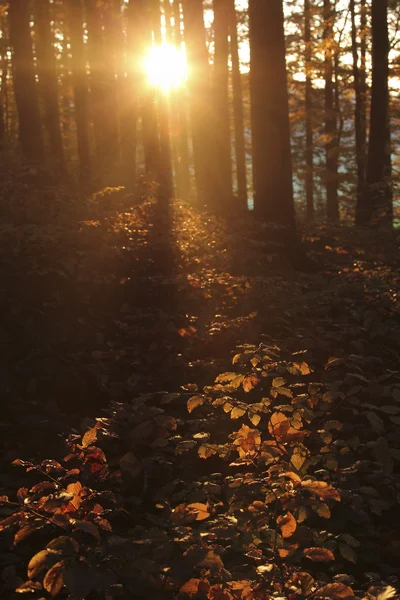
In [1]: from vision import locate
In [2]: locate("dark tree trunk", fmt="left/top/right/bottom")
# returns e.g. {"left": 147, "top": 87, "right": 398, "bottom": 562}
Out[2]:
{"left": 351, "top": 0, "right": 367, "bottom": 225}
{"left": 248, "top": 0, "right": 295, "bottom": 229}
{"left": 35, "top": 0, "right": 65, "bottom": 174}
{"left": 152, "top": 0, "right": 174, "bottom": 199}
{"left": 323, "top": 0, "right": 339, "bottom": 221}
{"left": 171, "top": 0, "right": 191, "bottom": 201}
{"left": 213, "top": 0, "right": 232, "bottom": 209}
{"left": 182, "top": 0, "right": 213, "bottom": 207}
{"left": 129, "top": 0, "right": 160, "bottom": 181}
{"left": 304, "top": 0, "right": 314, "bottom": 220}
{"left": 66, "top": 0, "right": 91, "bottom": 180}
{"left": 86, "top": 0, "right": 119, "bottom": 179}
{"left": 365, "top": 0, "right": 392, "bottom": 227}
{"left": 9, "top": 0, "right": 45, "bottom": 163}
{"left": 0, "top": 31, "right": 6, "bottom": 144}
{"left": 228, "top": 0, "right": 247, "bottom": 210}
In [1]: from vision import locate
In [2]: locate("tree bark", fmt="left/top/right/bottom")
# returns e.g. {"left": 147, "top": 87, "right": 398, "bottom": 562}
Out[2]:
{"left": 248, "top": 0, "right": 295, "bottom": 229}
{"left": 323, "top": 0, "right": 339, "bottom": 221}
{"left": 66, "top": 0, "right": 91, "bottom": 180}
{"left": 9, "top": 0, "right": 45, "bottom": 163}
{"left": 86, "top": 0, "right": 119, "bottom": 179}
{"left": 168, "top": 0, "right": 191, "bottom": 201}
{"left": 182, "top": 0, "right": 213, "bottom": 207}
{"left": 152, "top": 0, "right": 174, "bottom": 199}
{"left": 228, "top": 0, "right": 247, "bottom": 210}
{"left": 365, "top": 0, "right": 392, "bottom": 227}
{"left": 304, "top": 0, "right": 314, "bottom": 220}
{"left": 351, "top": 0, "right": 368, "bottom": 225}
{"left": 35, "top": 0, "right": 65, "bottom": 174}
{"left": 213, "top": 0, "right": 232, "bottom": 209}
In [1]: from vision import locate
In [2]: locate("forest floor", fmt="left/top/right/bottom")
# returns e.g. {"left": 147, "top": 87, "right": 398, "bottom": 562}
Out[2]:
{"left": 1, "top": 181, "right": 400, "bottom": 599}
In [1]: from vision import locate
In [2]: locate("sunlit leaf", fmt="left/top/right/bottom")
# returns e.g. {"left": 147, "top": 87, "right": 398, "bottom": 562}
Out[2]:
{"left": 43, "top": 561, "right": 64, "bottom": 596}
{"left": 249, "top": 412, "right": 261, "bottom": 426}
{"left": 27, "top": 551, "right": 57, "bottom": 579}
{"left": 187, "top": 395, "right": 206, "bottom": 413}
{"left": 198, "top": 444, "right": 217, "bottom": 459}
{"left": 180, "top": 579, "right": 201, "bottom": 596}
{"left": 315, "top": 582, "right": 354, "bottom": 598}
{"left": 277, "top": 511, "right": 296, "bottom": 538}
{"left": 186, "top": 503, "right": 210, "bottom": 521}
{"left": 302, "top": 480, "right": 340, "bottom": 501}
{"left": 272, "top": 377, "right": 286, "bottom": 388}
{"left": 231, "top": 407, "right": 246, "bottom": 419}
{"left": 215, "top": 372, "right": 238, "bottom": 384}
{"left": 243, "top": 375, "right": 259, "bottom": 392}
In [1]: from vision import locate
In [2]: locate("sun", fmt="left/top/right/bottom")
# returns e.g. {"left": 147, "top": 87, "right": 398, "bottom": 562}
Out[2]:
{"left": 143, "top": 43, "right": 187, "bottom": 91}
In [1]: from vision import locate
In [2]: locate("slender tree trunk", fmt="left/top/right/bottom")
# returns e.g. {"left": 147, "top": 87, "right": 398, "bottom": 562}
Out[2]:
{"left": 171, "top": 0, "right": 191, "bottom": 201}
{"left": 323, "top": 0, "right": 339, "bottom": 221}
{"left": 365, "top": 0, "right": 392, "bottom": 227}
{"left": 248, "top": 0, "right": 295, "bottom": 229}
{"left": 129, "top": 0, "right": 159, "bottom": 181}
{"left": 351, "top": 0, "right": 368, "bottom": 225}
{"left": 228, "top": 0, "right": 247, "bottom": 210}
{"left": 304, "top": 0, "right": 314, "bottom": 220}
{"left": 67, "top": 0, "right": 91, "bottom": 179}
{"left": 182, "top": 0, "right": 213, "bottom": 207}
{"left": 213, "top": 0, "right": 232, "bottom": 209}
{"left": 8, "top": 0, "right": 45, "bottom": 163}
{"left": 152, "top": 0, "right": 174, "bottom": 199}
{"left": 35, "top": 0, "right": 65, "bottom": 174}
{"left": 0, "top": 43, "right": 5, "bottom": 144}
{"left": 86, "top": 0, "right": 119, "bottom": 177}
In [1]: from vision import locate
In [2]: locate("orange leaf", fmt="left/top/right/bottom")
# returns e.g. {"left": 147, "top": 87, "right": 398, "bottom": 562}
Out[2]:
{"left": 180, "top": 579, "right": 201, "bottom": 596}
{"left": 302, "top": 480, "right": 340, "bottom": 502}
{"left": 243, "top": 375, "right": 260, "bottom": 393}
{"left": 277, "top": 511, "right": 297, "bottom": 538}
{"left": 315, "top": 582, "right": 354, "bottom": 598}
{"left": 186, "top": 503, "right": 210, "bottom": 521}
{"left": 303, "top": 547, "right": 335, "bottom": 562}
{"left": 43, "top": 561, "right": 65, "bottom": 596}
{"left": 187, "top": 396, "right": 205, "bottom": 413}
{"left": 82, "top": 428, "right": 97, "bottom": 448}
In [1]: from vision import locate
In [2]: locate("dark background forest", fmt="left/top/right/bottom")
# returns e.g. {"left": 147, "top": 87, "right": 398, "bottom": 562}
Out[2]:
{"left": 0, "top": 1, "right": 400, "bottom": 599}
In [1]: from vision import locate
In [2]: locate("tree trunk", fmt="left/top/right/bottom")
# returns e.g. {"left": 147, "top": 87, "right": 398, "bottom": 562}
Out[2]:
{"left": 228, "top": 0, "right": 247, "bottom": 210}
{"left": 66, "top": 0, "right": 91, "bottom": 180}
{"left": 323, "top": 0, "right": 339, "bottom": 221}
{"left": 182, "top": 0, "right": 213, "bottom": 207}
{"left": 351, "top": 0, "right": 368, "bottom": 225}
{"left": 304, "top": 0, "right": 314, "bottom": 220}
{"left": 35, "top": 0, "right": 65, "bottom": 174}
{"left": 86, "top": 0, "right": 119, "bottom": 180}
{"left": 8, "top": 0, "right": 45, "bottom": 163}
{"left": 171, "top": 0, "right": 191, "bottom": 201}
{"left": 213, "top": 0, "right": 232, "bottom": 209}
{"left": 152, "top": 0, "right": 174, "bottom": 199}
{"left": 129, "top": 0, "right": 160, "bottom": 181}
{"left": 365, "top": 0, "right": 392, "bottom": 227}
{"left": 248, "top": 0, "right": 295, "bottom": 229}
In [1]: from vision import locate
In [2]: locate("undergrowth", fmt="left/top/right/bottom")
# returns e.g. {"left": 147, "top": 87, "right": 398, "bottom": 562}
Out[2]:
{"left": 0, "top": 180, "right": 400, "bottom": 599}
